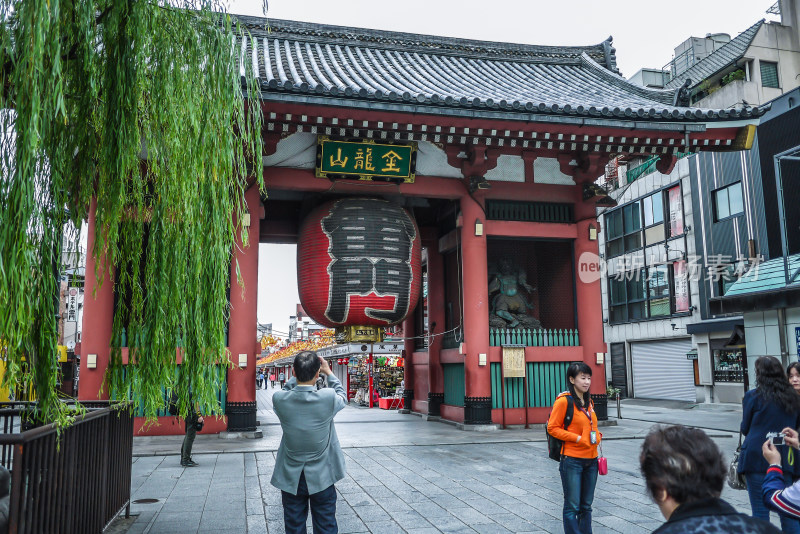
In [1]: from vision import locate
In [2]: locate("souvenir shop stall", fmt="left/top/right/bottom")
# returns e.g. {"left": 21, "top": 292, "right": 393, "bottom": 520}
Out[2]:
{"left": 318, "top": 342, "right": 405, "bottom": 409}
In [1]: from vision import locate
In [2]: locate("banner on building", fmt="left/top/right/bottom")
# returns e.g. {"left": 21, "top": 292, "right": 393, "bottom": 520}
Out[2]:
{"left": 673, "top": 260, "right": 690, "bottom": 312}
{"left": 668, "top": 186, "right": 684, "bottom": 236}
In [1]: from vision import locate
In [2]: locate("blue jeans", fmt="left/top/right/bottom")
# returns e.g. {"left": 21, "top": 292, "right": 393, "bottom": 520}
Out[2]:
{"left": 559, "top": 456, "right": 598, "bottom": 534}
{"left": 745, "top": 471, "right": 800, "bottom": 533}
{"left": 281, "top": 471, "right": 338, "bottom": 534}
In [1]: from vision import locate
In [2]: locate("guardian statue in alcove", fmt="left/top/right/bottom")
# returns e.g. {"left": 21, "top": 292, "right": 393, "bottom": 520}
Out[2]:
{"left": 488, "top": 258, "right": 541, "bottom": 329}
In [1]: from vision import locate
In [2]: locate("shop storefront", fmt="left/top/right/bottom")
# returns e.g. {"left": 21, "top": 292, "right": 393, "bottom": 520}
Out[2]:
{"left": 318, "top": 342, "right": 405, "bottom": 409}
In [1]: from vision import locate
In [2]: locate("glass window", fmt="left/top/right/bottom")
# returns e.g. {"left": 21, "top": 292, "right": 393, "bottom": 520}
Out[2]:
{"left": 729, "top": 183, "right": 744, "bottom": 216}
{"left": 715, "top": 188, "right": 730, "bottom": 219}
{"left": 626, "top": 271, "right": 646, "bottom": 302}
{"left": 608, "top": 277, "right": 627, "bottom": 323}
{"left": 609, "top": 278, "right": 626, "bottom": 305}
{"left": 643, "top": 193, "right": 664, "bottom": 227}
{"left": 760, "top": 61, "right": 779, "bottom": 89}
{"left": 624, "top": 202, "right": 641, "bottom": 233}
{"left": 607, "top": 238, "right": 623, "bottom": 258}
{"left": 648, "top": 265, "right": 670, "bottom": 317}
{"left": 606, "top": 203, "right": 644, "bottom": 257}
{"left": 652, "top": 194, "right": 664, "bottom": 225}
{"left": 714, "top": 349, "right": 745, "bottom": 382}
{"left": 606, "top": 210, "right": 623, "bottom": 239}
{"left": 713, "top": 182, "right": 744, "bottom": 221}
{"left": 609, "top": 264, "right": 682, "bottom": 323}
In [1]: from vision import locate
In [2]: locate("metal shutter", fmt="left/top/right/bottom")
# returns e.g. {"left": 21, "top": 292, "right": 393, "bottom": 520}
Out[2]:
{"left": 631, "top": 339, "right": 695, "bottom": 401}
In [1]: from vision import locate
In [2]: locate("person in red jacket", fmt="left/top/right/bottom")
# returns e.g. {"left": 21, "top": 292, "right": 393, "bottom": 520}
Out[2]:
{"left": 547, "top": 362, "right": 601, "bottom": 534}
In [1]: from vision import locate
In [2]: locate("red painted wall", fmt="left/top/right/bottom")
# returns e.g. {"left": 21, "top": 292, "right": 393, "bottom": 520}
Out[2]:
{"left": 133, "top": 415, "right": 227, "bottom": 436}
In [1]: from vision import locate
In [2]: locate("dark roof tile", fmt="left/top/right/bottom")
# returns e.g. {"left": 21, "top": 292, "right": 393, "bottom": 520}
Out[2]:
{"left": 236, "top": 16, "right": 767, "bottom": 123}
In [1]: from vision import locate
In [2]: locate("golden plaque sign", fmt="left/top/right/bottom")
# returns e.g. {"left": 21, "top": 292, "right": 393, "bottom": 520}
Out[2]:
{"left": 336, "top": 325, "right": 384, "bottom": 343}
{"left": 502, "top": 346, "right": 526, "bottom": 378}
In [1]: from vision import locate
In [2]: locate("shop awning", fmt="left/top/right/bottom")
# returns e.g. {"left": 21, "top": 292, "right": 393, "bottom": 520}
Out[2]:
{"left": 724, "top": 325, "right": 747, "bottom": 349}
{"left": 686, "top": 317, "right": 743, "bottom": 335}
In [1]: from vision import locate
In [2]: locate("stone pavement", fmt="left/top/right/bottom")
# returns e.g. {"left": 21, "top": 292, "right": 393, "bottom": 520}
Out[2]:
{"left": 112, "top": 388, "right": 774, "bottom": 534}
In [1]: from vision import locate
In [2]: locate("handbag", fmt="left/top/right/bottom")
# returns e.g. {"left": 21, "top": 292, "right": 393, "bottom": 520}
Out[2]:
{"left": 195, "top": 419, "right": 204, "bottom": 432}
{"left": 727, "top": 432, "right": 747, "bottom": 490}
{"left": 598, "top": 442, "right": 608, "bottom": 475}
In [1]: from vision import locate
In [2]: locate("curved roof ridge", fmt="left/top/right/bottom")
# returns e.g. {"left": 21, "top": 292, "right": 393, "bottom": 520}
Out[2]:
{"left": 580, "top": 53, "right": 676, "bottom": 106}
{"left": 236, "top": 14, "right": 616, "bottom": 69}
{"left": 665, "top": 19, "right": 765, "bottom": 89}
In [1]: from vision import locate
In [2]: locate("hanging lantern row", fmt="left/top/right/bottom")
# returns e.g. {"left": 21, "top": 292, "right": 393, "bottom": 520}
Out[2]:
{"left": 336, "top": 358, "right": 351, "bottom": 366}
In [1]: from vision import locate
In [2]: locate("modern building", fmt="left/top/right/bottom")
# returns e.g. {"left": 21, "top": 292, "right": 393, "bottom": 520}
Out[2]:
{"left": 709, "top": 87, "right": 800, "bottom": 385}
{"left": 601, "top": 1, "right": 800, "bottom": 404}
{"left": 598, "top": 156, "right": 705, "bottom": 402}
{"left": 662, "top": 0, "right": 800, "bottom": 108}
{"left": 78, "top": 15, "right": 764, "bottom": 433}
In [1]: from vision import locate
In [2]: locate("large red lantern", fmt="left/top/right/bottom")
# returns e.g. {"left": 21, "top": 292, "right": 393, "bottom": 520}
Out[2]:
{"left": 297, "top": 198, "right": 422, "bottom": 327}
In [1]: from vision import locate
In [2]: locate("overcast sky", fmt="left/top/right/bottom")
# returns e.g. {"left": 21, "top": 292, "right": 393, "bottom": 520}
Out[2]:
{"left": 227, "top": 0, "right": 778, "bottom": 77}
{"left": 236, "top": 0, "right": 779, "bottom": 333}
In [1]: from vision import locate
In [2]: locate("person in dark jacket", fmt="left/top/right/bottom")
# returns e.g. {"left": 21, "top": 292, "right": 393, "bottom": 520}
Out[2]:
{"left": 762, "top": 426, "right": 800, "bottom": 517}
{"left": 641, "top": 425, "right": 779, "bottom": 534}
{"left": 739, "top": 356, "right": 800, "bottom": 532}
{"left": 180, "top": 395, "right": 204, "bottom": 467}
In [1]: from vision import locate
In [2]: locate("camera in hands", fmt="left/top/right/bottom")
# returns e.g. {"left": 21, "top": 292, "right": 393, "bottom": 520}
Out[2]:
{"left": 767, "top": 431, "right": 786, "bottom": 446}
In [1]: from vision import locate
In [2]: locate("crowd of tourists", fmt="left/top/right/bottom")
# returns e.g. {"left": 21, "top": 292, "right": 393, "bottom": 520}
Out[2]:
{"left": 544, "top": 356, "right": 800, "bottom": 534}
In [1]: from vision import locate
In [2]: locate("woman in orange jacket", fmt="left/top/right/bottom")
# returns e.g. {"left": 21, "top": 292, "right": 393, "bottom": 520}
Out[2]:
{"left": 547, "top": 362, "right": 601, "bottom": 534}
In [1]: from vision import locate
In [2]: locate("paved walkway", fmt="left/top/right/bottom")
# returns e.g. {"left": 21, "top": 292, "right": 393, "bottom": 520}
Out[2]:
{"left": 113, "top": 388, "right": 770, "bottom": 534}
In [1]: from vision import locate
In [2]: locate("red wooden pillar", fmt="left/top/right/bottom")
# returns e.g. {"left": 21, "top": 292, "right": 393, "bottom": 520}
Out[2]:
{"left": 78, "top": 198, "right": 114, "bottom": 401}
{"left": 460, "top": 193, "right": 492, "bottom": 424}
{"left": 573, "top": 190, "right": 608, "bottom": 393}
{"left": 423, "top": 230, "right": 445, "bottom": 415}
{"left": 226, "top": 185, "right": 261, "bottom": 430}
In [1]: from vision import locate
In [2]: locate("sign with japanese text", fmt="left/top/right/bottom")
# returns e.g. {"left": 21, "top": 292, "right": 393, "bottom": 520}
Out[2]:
{"left": 316, "top": 137, "right": 416, "bottom": 182}
{"left": 668, "top": 186, "right": 684, "bottom": 236}
{"left": 673, "top": 260, "right": 690, "bottom": 312}
{"left": 796, "top": 327, "right": 800, "bottom": 361}
{"left": 297, "top": 198, "right": 422, "bottom": 328}
{"left": 502, "top": 346, "right": 526, "bottom": 378}
{"left": 66, "top": 287, "right": 79, "bottom": 322}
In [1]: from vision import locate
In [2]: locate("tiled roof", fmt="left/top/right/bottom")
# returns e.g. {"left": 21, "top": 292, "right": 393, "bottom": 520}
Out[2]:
{"left": 665, "top": 20, "right": 765, "bottom": 90}
{"left": 723, "top": 253, "right": 800, "bottom": 297}
{"left": 235, "top": 16, "right": 767, "bottom": 123}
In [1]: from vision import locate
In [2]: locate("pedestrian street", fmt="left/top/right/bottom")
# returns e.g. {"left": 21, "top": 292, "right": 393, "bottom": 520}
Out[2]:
{"left": 109, "top": 389, "right": 775, "bottom": 534}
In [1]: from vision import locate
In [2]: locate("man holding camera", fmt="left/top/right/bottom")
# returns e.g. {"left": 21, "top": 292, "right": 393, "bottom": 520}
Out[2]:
{"left": 271, "top": 351, "right": 347, "bottom": 534}
{"left": 762, "top": 427, "right": 800, "bottom": 517}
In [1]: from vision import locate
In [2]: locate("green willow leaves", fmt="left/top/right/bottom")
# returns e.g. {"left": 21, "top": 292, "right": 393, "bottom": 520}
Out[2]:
{"left": 0, "top": 0, "right": 264, "bottom": 423}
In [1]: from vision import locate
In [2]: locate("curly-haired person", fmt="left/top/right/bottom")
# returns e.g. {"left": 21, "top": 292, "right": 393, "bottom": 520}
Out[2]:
{"left": 641, "top": 425, "right": 779, "bottom": 534}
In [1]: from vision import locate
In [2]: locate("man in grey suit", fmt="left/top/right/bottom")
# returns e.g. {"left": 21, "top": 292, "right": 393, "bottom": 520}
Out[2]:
{"left": 271, "top": 351, "right": 347, "bottom": 534}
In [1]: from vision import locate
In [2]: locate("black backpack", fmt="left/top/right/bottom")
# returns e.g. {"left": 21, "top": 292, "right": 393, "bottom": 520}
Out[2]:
{"left": 168, "top": 391, "right": 179, "bottom": 416}
{"left": 546, "top": 395, "right": 574, "bottom": 461}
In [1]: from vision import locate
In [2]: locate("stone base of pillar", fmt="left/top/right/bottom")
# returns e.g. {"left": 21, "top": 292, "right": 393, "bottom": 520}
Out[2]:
{"left": 428, "top": 392, "right": 444, "bottom": 416}
{"left": 464, "top": 396, "right": 492, "bottom": 425}
{"left": 398, "top": 389, "right": 414, "bottom": 414}
{"left": 225, "top": 401, "right": 257, "bottom": 432}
